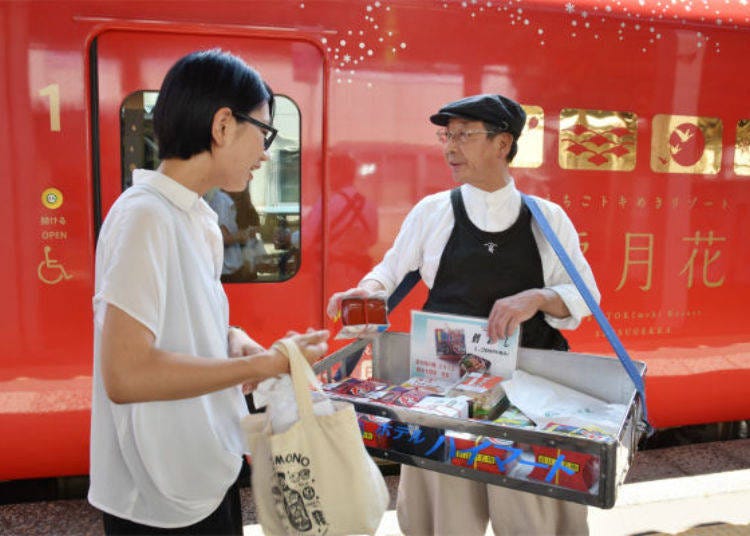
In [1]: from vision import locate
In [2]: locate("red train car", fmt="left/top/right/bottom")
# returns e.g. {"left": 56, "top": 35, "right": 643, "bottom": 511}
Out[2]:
{"left": 1, "top": 0, "right": 748, "bottom": 481}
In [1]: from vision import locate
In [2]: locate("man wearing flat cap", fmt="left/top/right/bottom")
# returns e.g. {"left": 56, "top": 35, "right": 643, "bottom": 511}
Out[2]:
{"left": 328, "top": 94, "right": 599, "bottom": 535}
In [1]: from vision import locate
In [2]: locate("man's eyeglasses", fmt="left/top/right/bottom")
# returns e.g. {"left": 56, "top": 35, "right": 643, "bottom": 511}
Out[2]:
{"left": 436, "top": 129, "right": 499, "bottom": 145}
{"left": 232, "top": 111, "right": 278, "bottom": 150}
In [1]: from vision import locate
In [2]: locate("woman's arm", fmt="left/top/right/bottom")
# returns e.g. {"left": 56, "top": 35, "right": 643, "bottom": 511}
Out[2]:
{"left": 101, "top": 304, "right": 328, "bottom": 404}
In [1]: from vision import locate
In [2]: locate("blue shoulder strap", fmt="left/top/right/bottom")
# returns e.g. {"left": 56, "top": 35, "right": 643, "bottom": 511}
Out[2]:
{"left": 383, "top": 195, "right": 652, "bottom": 433}
{"left": 522, "top": 194, "right": 652, "bottom": 433}
{"left": 387, "top": 269, "right": 422, "bottom": 312}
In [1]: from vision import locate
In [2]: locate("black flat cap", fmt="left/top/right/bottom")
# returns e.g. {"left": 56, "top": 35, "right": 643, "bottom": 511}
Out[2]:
{"left": 430, "top": 94, "right": 526, "bottom": 137}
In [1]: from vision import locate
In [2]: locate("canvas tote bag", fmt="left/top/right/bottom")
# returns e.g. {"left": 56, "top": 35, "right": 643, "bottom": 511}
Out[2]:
{"left": 242, "top": 339, "right": 389, "bottom": 536}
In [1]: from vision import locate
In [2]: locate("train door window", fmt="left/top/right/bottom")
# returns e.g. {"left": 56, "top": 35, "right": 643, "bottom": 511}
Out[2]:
{"left": 120, "top": 91, "right": 301, "bottom": 283}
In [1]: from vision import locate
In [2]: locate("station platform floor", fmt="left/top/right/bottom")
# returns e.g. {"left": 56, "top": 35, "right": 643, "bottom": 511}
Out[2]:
{"left": 1, "top": 439, "right": 749, "bottom": 535}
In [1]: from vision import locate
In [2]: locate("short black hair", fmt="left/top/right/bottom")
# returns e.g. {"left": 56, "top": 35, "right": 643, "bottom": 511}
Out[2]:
{"left": 483, "top": 121, "right": 520, "bottom": 162}
{"left": 153, "top": 49, "right": 272, "bottom": 160}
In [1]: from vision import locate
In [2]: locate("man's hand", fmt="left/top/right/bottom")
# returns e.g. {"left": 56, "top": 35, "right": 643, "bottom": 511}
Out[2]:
{"left": 487, "top": 288, "right": 569, "bottom": 342}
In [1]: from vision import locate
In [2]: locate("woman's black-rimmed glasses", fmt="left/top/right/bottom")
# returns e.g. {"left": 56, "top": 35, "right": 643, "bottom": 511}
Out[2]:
{"left": 232, "top": 111, "right": 278, "bottom": 150}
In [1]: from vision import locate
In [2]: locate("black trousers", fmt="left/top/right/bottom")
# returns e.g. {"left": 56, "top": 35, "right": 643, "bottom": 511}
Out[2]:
{"left": 102, "top": 478, "right": 243, "bottom": 536}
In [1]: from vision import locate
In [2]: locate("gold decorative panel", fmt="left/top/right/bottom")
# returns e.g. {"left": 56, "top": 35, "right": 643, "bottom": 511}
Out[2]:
{"left": 650, "top": 114, "right": 722, "bottom": 174}
{"left": 511, "top": 105, "right": 544, "bottom": 169}
{"left": 735, "top": 119, "right": 750, "bottom": 176}
{"left": 558, "top": 109, "right": 637, "bottom": 171}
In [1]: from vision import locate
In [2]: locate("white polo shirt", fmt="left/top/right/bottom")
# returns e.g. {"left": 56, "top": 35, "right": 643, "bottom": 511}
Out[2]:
{"left": 89, "top": 169, "right": 249, "bottom": 527}
{"left": 363, "top": 179, "right": 600, "bottom": 329}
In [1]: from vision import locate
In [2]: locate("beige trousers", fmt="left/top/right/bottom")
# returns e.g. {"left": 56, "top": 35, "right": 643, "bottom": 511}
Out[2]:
{"left": 396, "top": 466, "right": 589, "bottom": 536}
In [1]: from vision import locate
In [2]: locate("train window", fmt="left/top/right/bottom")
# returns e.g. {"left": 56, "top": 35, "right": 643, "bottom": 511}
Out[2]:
{"left": 120, "top": 91, "right": 301, "bottom": 283}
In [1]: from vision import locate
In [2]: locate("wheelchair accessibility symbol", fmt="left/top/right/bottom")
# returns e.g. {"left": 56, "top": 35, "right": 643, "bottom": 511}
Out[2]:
{"left": 38, "top": 245, "right": 72, "bottom": 285}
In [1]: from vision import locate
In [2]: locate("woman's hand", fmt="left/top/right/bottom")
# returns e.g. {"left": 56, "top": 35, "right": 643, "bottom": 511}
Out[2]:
{"left": 228, "top": 326, "right": 265, "bottom": 393}
{"left": 281, "top": 329, "right": 330, "bottom": 366}
{"left": 228, "top": 326, "right": 264, "bottom": 358}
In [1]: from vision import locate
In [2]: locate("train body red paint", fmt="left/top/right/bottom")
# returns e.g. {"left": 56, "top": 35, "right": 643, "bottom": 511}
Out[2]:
{"left": 1, "top": 0, "right": 748, "bottom": 480}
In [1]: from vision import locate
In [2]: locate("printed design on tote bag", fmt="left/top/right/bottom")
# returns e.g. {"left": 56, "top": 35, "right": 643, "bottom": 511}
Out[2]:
{"left": 271, "top": 453, "right": 329, "bottom": 535}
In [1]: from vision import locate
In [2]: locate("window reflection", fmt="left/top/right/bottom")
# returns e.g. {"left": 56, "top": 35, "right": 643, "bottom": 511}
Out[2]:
{"left": 120, "top": 91, "right": 301, "bottom": 282}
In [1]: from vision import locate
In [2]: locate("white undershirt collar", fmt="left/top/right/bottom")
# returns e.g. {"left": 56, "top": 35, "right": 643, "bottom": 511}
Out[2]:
{"left": 461, "top": 177, "right": 517, "bottom": 208}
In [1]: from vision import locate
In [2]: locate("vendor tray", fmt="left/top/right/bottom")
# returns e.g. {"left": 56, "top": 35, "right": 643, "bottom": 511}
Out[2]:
{"left": 313, "top": 332, "right": 646, "bottom": 509}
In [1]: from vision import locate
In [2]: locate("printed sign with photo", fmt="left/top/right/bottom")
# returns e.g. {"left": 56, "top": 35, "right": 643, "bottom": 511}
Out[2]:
{"left": 410, "top": 311, "right": 519, "bottom": 381}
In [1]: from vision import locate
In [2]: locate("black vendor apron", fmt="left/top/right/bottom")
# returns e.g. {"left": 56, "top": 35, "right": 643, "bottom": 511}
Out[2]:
{"left": 423, "top": 188, "right": 568, "bottom": 351}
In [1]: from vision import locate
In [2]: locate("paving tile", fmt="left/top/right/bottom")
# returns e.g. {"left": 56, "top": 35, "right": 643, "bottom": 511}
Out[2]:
{"left": 627, "top": 439, "right": 750, "bottom": 483}
{"left": 0, "top": 449, "right": 747, "bottom": 535}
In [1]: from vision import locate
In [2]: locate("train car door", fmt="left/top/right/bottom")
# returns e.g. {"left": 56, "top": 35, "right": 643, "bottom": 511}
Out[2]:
{"left": 93, "top": 30, "right": 325, "bottom": 344}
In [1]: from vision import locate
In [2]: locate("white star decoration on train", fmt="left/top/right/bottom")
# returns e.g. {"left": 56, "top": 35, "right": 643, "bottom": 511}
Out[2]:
{"left": 311, "top": 0, "right": 748, "bottom": 87}
{"left": 436, "top": 0, "right": 747, "bottom": 53}
{"left": 317, "top": 2, "right": 406, "bottom": 86}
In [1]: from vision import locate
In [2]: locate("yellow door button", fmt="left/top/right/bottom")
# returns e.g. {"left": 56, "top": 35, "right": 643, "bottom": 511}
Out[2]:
{"left": 42, "top": 187, "right": 63, "bottom": 209}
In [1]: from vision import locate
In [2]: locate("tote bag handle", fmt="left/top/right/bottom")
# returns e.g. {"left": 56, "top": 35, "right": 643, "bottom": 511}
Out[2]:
{"left": 272, "top": 339, "right": 324, "bottom": 419}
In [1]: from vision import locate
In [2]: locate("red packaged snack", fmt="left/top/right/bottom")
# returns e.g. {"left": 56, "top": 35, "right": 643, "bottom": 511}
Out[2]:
{"left": 449, "top": 432, "right": 517, "bottom": 475}
{"left": 357, "top": 414, "right": 392, "bottom": 449}
{"left": 372, "top": 386, "right": 432, "bottom": 407}
{"left": 528, "top": 446, "right": 599, "bottom": 492}
{"left": 325, "top": 377, "right": 364, "bottom": 396}
{"left": 326, "top": 377, "right": 388, "bottom": 398}
{"left": 392, "top": 388, "right": 433, "bottom": 407}
{"left": 357, "top": 378, "right": 390, "bottom": 396}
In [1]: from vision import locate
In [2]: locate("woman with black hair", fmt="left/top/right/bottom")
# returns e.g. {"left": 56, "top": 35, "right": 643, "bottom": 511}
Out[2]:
{"left": 89, "top": 49, "right": 328, "bottom": 535}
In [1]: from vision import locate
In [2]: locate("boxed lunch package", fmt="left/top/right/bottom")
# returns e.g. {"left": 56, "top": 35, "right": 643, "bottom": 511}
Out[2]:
{"left": 335, "top": 296, "right": 390, "bottom": 339}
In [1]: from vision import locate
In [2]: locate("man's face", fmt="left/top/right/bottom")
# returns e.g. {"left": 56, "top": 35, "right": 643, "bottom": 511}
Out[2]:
{"left": 440, "top": 118, "right": 512, "bottom": 190}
